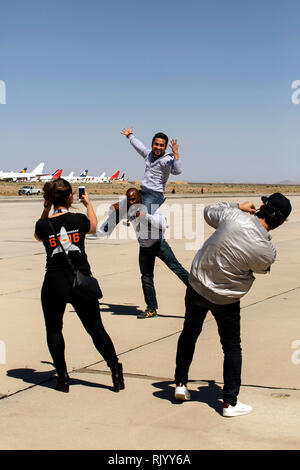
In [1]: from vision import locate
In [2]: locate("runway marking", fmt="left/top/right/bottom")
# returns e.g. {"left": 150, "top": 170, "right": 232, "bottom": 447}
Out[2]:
{"left": 0, "top": 253, "right": 44, "bottom": 262}
{"left": 0, "top": 287, "right": 40, "bottom": 296}
{"left": 3, "top": 240, "right": 38, "bottom": 243}
{"left": 1, "top": 370, "right": 299, "bottom": 403}
{"left": 74, "top": 369, "right": 300, "bottom": 392}
{"left": 242, "top": 286, "right": 300, "bottom": 309}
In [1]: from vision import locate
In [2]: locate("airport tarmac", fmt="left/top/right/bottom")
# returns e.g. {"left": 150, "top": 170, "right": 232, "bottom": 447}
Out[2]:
{"left": 0, "top": 194, "right": 299, "bottom": 450}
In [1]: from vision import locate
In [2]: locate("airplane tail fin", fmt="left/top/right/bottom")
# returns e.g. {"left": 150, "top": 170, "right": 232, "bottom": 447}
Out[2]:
{"left": 51, "top": 169, "right": 63, "bottom": 180}
{"left": 80, "top": 169, "right": 88, "bottom": 177}
{"left": 20, "top": 167, "right": 27, "bottom": 173}
{"left": 109, "top": 170, "right": 120, "bottom": 181}
{"left": 31, "top": 162, "right": 45, "bottom": 176}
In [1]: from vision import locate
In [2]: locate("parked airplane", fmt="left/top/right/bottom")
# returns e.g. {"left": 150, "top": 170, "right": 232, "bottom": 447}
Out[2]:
{"left": 71, "top": 169, "right": 116, "bottom": 184}
{"left": 33, "top": 168, "right": 63, "bottom": 182}
{"left": 87, "top": 170, "right": 124, "bottom": 183}
{"left": 0, "top": 163, "right": 45, "bottom": 182}
{"left": 110, "top": 171, "right": 127, "bottom": 182}
{"left": 61, "top": 169, "right": 126, "bottom": 184}
{"left": 87, "top": 172, "right": 109, "bottom": 183}
{"left": 68, "top": 170, "right": 89, "bottom": 183}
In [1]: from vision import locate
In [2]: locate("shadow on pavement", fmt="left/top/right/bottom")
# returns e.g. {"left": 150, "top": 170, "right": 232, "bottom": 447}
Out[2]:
{"left": 99, "top": 303, "right": 185, "bottom": 319}
{"left": 96, "top": 303, "right": 184, "bottom": 319}
{"left": 152, "top": 379, "right": 223, "bottom": 415}
{"left": 99, "top": 303, "right": 143, "bottom": 316}
{"left": 7, "top": 367, "right": 113, "bottom": 392}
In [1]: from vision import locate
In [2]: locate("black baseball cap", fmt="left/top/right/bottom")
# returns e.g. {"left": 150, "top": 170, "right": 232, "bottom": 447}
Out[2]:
{"left": 261, "top": 193, "right": 292, "bottom": 219}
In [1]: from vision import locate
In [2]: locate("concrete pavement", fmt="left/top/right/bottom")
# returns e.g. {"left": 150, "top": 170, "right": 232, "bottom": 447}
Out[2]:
{"left": 0, "top": 194, "right": 299, "bottom": 450}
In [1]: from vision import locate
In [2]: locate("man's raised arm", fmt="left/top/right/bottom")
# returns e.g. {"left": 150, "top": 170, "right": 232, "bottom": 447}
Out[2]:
{"left": 169, "top": 139, "right": 182, "bottom": 175}
{"left": 204, "top": 200, "right": 256, "bottom": 229}
{"left": 121, "top": 127, "right": 149, "bottom": 159}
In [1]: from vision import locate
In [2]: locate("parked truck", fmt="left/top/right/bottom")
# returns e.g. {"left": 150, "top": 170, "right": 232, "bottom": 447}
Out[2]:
{"left": 18, "top": 185, "right": 41, "bottom": 196}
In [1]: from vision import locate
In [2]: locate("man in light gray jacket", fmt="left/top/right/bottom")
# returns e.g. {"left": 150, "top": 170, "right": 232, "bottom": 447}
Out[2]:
{"left": 121, "top": 127, "right": 182, "bottom": 214}
{"left": 174, "top": 193, "right": 292, "bottom": 417}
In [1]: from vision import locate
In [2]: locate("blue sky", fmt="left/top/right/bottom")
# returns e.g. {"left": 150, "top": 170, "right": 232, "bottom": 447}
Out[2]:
{"left": 1, "top": 0, "right": 299, "bottom": 183}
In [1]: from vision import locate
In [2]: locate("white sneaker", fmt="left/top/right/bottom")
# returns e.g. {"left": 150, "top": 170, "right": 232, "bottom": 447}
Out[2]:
{"left": 222, "top": 400, "right": 252, "bottom": 417}
{"left": 175, "top": 384, "right": 191, "bottom": 401}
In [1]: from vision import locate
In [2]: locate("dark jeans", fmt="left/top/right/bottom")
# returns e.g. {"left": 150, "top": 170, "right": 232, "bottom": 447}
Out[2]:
{"left": 139, "top": 190, "right": 165, "bottom": 215}
{"left": 41, "top": 273, "right": 119, "bottom": 372}
{"left": 139, "top": 239, "right": 189, "bottom": 311}
{"left": 175, "top": 284, "right": 242, "bottom": 406}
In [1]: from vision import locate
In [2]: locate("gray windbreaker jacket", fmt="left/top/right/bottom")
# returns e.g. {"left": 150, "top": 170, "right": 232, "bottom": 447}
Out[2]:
{"left": 189, "top": 202, "right": 277, "bottom": 305}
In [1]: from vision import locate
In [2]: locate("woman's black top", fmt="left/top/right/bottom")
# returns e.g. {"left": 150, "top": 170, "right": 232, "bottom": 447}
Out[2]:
{"left": 35, "top": 212, "right": 91, "bottom": 275}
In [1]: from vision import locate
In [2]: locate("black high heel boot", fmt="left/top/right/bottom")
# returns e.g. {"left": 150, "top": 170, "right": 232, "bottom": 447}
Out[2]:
{"left": 55, "top": 369, "right": 70, "bottom": 393}
{"left": 111, "top": 363, "right": 125, "bottom": 392}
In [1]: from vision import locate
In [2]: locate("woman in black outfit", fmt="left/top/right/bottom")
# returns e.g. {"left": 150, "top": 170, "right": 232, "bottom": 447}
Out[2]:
{"left": 34, "top": 178, "right": 124, "bottom": 393}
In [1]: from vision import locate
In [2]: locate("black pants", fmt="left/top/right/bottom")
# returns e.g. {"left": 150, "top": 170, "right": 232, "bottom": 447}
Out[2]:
{"left": 41, "top": 273, "right": 119, "bottom": 372}
{"left": 175, "top": 284, "right": 242, "bottom": 406}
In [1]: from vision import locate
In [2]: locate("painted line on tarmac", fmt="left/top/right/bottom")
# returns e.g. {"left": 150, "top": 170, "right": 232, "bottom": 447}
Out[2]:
{"left": 0, "top": 286, "right": 41, "bottom": 297}
{"left": 2, "top": 367, "right": 298, "bottom": 404}
{"left": 73, "top": 368, "right": 300, "bottom": 392}
{"left": 242, "top": 286, "right": 300, "bottom": 310}
{"left": 0, "top": 286, "right": 299, "bottom": 400}
{"left": 3, "top": 240, "right": 40, "bottom": 243}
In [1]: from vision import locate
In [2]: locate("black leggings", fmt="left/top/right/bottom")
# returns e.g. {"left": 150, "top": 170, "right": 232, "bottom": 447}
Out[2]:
{"left": 41, "top": 273, "right": 119, "bottom": 372}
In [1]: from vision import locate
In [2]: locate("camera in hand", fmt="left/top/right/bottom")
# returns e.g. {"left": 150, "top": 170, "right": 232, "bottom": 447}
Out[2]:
{"left": 78, "top": 186, "right": 85, "bottom": 199}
